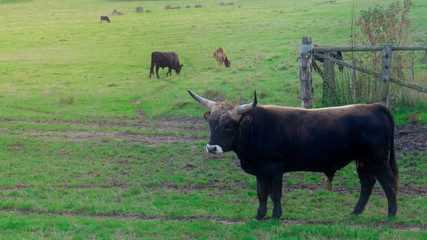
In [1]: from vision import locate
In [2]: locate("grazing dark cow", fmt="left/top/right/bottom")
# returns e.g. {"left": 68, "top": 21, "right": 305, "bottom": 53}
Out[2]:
{"left": 150, "top": 52, "right": 183, "bottom": 79}
{"left": 188, "top": 90, "right": 398, "bottom": 220}
{"left": 136, "top": 7, "right": 143, "bottom": 13}
{"left": 213, "top": 47, "right": 231, "bottom": 68}
{"left": 100, "top": 16, "right": 110, "bottom": 23}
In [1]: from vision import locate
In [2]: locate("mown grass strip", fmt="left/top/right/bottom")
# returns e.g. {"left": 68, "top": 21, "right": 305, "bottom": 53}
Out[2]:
{"left": 0, "top": 180, "right": 425, "bottom": 226}
{"left": 0, "top": 135, "right": 425, "bottom": 226}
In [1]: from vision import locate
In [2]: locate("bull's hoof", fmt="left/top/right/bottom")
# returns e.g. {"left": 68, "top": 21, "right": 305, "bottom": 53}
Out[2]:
{"left": 271, "top": 215, "right": 281, "bottom": 221}
{"left": 254, "top": 215, "right": 265, "bottom": 221}
{"left": 349, "top": 211, "right": 361, "bottom": 216}
{"left": 387, "top": 213, "right": 396, "bottom": 218}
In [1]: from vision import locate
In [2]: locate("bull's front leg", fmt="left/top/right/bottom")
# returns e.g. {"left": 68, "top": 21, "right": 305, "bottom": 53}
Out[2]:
{"left": 255, "top": 176, "right": 268, "bottom": 220}
{"left": 270, "top": 173, "right": 283, "bottom": 220}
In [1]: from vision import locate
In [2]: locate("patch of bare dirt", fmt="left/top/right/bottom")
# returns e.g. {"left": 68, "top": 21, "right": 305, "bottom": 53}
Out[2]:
{"left": 395, "top": 124, "right": 427, "bottom": 152}
{"left": 0, "top": 116, "right": 207, "bottom": 146}
{"left": 8, "top": 128, "right": 204, "bottom": 146}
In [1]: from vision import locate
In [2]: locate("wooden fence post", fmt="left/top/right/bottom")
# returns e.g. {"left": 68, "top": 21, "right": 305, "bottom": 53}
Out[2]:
{"left": 323, "top": 52, "right": 336, "bottom": 105}
{"left": 298, "top": 37, "right": 313, "bottom": 109}
{"left": 381, "top": 45, "right": 392, "bottom": 106}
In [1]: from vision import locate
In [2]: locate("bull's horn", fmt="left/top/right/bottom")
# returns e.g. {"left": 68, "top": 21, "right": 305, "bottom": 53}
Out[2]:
{"left": 188, "top": 89, "right": 215, "bottom": 109}
{"left": 237, "top": 90, "right": 257, "bottom": 114}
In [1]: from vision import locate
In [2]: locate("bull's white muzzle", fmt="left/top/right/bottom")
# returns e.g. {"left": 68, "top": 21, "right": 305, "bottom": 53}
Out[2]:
{"left": 206, "top": 144, "right": 223, "bottom": 154}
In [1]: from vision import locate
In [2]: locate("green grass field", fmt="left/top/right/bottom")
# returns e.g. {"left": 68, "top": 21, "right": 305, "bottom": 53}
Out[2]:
{"left": 1, "top": 0, "right": 426, "bottom": 238}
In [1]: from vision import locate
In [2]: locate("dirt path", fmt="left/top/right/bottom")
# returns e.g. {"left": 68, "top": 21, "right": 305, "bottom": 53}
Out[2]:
{"left": 0, "top": 116, "right": 207, "bottom": 146}
{"left": 0, "top": 207, "right": 423, "bottom": 231}
{"left": 2, "top": 118, "right": 424, "bottom": 151}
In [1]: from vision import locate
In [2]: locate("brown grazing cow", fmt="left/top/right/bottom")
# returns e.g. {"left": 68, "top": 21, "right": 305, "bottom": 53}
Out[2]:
{"left": 213, "top": 47, "right": 231, "bottom": 68}
{"left": 100, "top": 16, "right": 110, "bottom": 23}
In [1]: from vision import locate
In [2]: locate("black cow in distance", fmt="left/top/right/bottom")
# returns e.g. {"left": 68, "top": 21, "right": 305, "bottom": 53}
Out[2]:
{"left": 100, "top": 16, "right": 110, "bottom": 23}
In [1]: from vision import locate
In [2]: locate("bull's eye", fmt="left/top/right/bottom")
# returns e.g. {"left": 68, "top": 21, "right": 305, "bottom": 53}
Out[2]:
{"left": 224, "top": 124, "right": 234, "bottom": 131}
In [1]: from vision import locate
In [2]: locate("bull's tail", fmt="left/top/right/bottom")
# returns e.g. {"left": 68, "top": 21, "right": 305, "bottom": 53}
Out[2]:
{"left": 390, "top": 124, "right": 399, "bottom": 196}
{"left": 385, "top": 106, "right": 399, "bottom": 196}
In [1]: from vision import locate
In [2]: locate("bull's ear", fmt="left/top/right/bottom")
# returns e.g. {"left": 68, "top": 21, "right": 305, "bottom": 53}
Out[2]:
{"left": 203, "top": 111, "right": 211, "bottom": 121}
{"left": 180, "top": 64, "right": 184, "bottom": 68}
{"left": 241, "top": 114, "right": 252, "bottom": 124}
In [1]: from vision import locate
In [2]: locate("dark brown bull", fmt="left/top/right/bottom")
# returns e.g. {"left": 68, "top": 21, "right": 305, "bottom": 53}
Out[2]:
{"left": 213, "top": 47, "right": 231, "bottom": 68}
{"left": 100, "top": 16, "right": 110, "bottom": 23}
{"left": 188, "top": 90, "right": 398, "bottom": 220}
{"left": 150, "top": 52, "right": 183, "bottom": 79}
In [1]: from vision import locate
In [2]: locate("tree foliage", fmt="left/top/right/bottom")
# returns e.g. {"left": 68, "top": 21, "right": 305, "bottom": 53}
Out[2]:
{"left": 356, "top": 0, "right": 414, "bottom": 48}
{"left": 353, "top": 0, "right": 415, "bottom": 104}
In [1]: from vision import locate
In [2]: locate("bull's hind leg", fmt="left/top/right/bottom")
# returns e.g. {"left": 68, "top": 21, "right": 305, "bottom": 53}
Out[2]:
{"left": 149, "top": 65, "right": 154, "bottom": 78}
{"left": 372, "top": 162, "right": 398, "bottom": 217}
{"left": 155, "top": 66, "right": 160, "bottom": 79}
{"left": 351, "top": 161, "right": 376, "bottom": 216}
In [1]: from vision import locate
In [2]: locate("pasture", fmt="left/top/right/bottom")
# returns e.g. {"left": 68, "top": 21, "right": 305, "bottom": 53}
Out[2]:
{"left": 0, "top": 0, "right": 426, "bottom": 238}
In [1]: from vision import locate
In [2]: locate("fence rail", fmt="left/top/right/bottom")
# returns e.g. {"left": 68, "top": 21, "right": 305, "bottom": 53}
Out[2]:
{"left": 314, "top": 53, "right": 427, "bottom": 94}
{"left": 311, "top": 46, "right": 427, "bottom": 52}
{"left": 298, "top": 36, "right": 427, "bottom": 108}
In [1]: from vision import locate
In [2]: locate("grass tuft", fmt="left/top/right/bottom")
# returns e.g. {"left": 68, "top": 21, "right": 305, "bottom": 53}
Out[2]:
{"left": 59, "top": 96, "right": 74, "bottom": 105}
